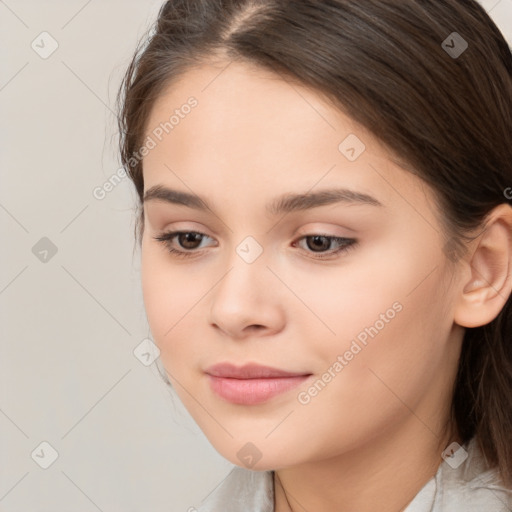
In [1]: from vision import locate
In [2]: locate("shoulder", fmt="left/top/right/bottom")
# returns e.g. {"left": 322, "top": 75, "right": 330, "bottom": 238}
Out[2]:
{"left": 406, "top": 437, "right": 512, "bottom": 512}
{"left": 195, "top": 466, "right": 274, "bottom": 512}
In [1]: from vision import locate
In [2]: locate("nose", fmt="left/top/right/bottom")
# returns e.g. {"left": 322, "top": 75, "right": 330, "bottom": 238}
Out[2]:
{"left": 208, "top": 254, "right": 286, "bottom": 340}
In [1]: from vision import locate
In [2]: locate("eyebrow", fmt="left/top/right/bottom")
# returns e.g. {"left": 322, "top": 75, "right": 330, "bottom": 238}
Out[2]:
{"left": 143, "top": 184, "right": 383, "bottom": 215}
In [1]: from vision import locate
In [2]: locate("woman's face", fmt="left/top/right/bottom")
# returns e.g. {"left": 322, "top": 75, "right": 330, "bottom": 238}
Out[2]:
{"left": 140, "top": 60, "right": 465, "bottom": 470}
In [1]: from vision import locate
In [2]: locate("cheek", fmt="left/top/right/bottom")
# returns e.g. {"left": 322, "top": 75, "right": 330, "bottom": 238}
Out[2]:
{"left": 140, "top": 245, "right": 192, "bottom": 347}
{"left": 140, "top": 244, "right": 220, "bottom": 373}
{"left": 141, "top": 246, "right": 171, "bottom": 335}
{"left": 305, "top": 238, "right": 450, "bottom": 396}
{"left": 288, "top": 279, "right": 452, "bottom": 460}
{"left": 282, "top": 245, "right": 416, "bottom": 360}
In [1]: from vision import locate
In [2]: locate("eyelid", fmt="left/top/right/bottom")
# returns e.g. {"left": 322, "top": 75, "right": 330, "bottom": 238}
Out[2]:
{"left": 153, "top": 227, "right": 358, "bottom": 261}
{"left": 155, "top": 224, "right": 353, "bottom": 245}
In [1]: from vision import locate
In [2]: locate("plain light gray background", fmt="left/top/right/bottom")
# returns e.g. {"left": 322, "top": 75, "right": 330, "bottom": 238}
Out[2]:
{"left": 1, "top": 1, "right": 511, "bottom": 510}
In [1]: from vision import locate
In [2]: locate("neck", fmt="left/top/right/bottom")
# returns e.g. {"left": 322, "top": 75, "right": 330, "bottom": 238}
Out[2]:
{"left": 274, "top": 416, "right": 459, "bottom": 512}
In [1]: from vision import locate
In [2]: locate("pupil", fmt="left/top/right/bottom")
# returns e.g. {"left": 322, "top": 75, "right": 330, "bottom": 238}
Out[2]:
{"left": 309, "top": 235, "right": 329, "bottom": 252}
{"left": 177, "top": 234, "right": 333, "bottom": 252}
{"left": 181, "top": 233, "right": 200, "bottom": 249}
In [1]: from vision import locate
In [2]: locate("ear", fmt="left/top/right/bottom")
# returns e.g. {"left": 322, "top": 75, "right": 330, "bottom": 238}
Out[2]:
{"left": 454, "top": 203, "right": 512, "bottom": 328}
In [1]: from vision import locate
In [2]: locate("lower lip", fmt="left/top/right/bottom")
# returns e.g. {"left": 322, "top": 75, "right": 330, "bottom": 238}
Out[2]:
{"left": 207, "top": 375, "right": 311, "bottom": 405}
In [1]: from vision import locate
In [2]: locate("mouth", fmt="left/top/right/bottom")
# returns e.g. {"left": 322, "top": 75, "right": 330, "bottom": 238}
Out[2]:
{"left": 205, "top": 362, "right": 313, "bottom": 405}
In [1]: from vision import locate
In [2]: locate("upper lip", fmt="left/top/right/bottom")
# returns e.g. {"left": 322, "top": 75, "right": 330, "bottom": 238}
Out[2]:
{"left": 205, "top": 362, "right": 311, "bottom": 379}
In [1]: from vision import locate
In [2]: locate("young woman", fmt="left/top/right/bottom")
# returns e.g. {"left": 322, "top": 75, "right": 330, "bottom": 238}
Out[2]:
{"left": 116, "top": 1, "right": 512, "bottom": 510}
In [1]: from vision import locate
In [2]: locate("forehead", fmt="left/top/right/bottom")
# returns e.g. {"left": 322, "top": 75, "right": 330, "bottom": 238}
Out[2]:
{"left": 141, "top": 60, "right": 434, "bottom": 219}
{"left": 143, "top": 59, "right": 378, "bottom": 164}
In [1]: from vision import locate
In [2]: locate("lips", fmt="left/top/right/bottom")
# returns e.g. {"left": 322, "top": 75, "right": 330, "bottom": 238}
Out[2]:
{"left": 205, "top": 363, "right": 312, "bottom": 405}
{"left": 206, "top": 362, "right": 309, "bottom": 379}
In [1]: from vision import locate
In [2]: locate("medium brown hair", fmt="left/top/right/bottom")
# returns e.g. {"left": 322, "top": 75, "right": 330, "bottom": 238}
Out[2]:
{"left": 117, "top": 0, "right": 512, "bottom": 486}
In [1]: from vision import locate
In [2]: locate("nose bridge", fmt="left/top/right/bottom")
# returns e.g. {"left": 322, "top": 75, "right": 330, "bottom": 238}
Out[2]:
{"left": 208, "top": 232, "right": 285, "bottom": 335}
{"left": 218, "top": 233, "right": 270, "bottom": 302}
{"left": 235, "top": 234, "right": 266, "bottom": 266}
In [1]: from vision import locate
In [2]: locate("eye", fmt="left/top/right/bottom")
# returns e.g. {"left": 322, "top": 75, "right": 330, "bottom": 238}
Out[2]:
{"left": 153, "top": 230, "right": 357, "bottom": 260}
{"left": 153, "top": 230, "right": 215, "bottom": 259}
{"left": 293, "top": 234, "right": 357, "bottom": 260}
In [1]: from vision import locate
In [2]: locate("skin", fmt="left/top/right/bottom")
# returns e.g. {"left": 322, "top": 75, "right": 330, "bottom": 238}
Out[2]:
{"left": 139, "top": 60, "right": 512, "bottom": 512}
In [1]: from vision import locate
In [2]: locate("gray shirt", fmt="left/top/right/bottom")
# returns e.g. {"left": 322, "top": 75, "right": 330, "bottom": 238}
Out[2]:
{"left": 196, "top": 437, "right": 512, "bottom": 511}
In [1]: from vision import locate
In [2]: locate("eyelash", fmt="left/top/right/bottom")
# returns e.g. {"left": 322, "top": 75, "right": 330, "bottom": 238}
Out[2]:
{"left": 153, "top": 230, "right": 357, "bottom": 260}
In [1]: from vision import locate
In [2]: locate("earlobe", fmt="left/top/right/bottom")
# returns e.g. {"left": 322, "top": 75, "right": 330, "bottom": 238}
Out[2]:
{"left": 454, "top": 204, "right": 512, "bottom": 329}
